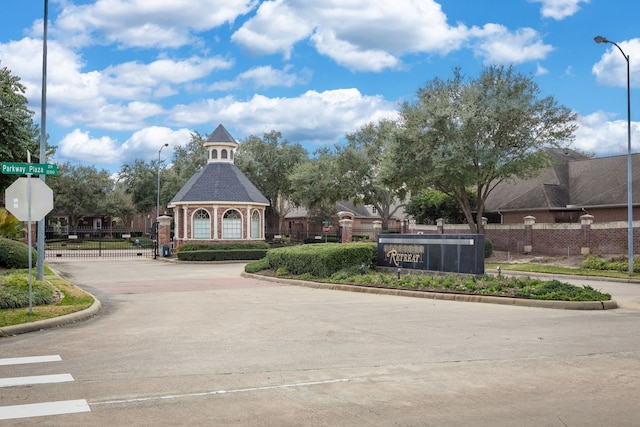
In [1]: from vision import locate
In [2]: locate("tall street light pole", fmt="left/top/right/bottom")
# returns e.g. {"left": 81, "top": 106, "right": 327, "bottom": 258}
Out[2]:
{"left": 157, "top": 143, "right": 169, "bottom": 221}
{"left": 37, "top": 0, "right": 48, "bottom": 280}
{"left": 595, "top": 35, "right": 634, "bottom": 276}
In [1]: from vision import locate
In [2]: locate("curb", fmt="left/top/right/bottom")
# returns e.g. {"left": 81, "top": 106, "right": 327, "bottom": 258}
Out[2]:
{"left": 241, "top": 272, "right": 618, "bottom": 310}
{"left": 0, "top": 291, "right": 101, "bottom": 338}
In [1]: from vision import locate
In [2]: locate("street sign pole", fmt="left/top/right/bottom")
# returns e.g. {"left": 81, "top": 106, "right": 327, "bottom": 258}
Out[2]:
{"left": 27, "top": 172, "right": 33, "bottom": 314}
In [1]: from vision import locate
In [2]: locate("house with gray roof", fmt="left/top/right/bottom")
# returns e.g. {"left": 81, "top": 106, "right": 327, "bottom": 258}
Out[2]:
{"left": 484, "top": 149, "right": 640, "bottom": 224}
{"left": 168, "top": 124, "right": 269, "bottom": 247}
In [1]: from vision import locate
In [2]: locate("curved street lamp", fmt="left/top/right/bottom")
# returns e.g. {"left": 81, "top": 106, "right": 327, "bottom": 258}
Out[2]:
{"left": 594, "top": 36, "right": 633, "bottom": 276}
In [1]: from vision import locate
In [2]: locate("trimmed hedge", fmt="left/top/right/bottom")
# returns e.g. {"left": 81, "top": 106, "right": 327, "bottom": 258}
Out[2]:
{"left": 178, "top": 242, "right": 269, "bottom": 252}
{"left": 0, "top": 238, "right": 36, "bottom": 269}
{"left": 267, "top": 242, "right": 376, "bottom": 277}
{"left": 177, "top": 249, "right": 268, "bottom": 262}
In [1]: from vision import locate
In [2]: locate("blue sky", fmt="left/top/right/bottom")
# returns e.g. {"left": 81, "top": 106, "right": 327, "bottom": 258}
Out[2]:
{"left": 1, "top": 0, "right": 639, "bottom": 173}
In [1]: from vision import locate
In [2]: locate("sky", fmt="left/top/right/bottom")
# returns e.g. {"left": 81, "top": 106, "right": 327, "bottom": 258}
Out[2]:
{"left": 1, "top": 0, "right": 639, "bottom": 173}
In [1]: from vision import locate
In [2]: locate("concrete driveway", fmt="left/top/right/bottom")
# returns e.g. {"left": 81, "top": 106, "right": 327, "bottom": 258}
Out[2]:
{"left": 1, "top": 259, "right": 639, "bottom": 426}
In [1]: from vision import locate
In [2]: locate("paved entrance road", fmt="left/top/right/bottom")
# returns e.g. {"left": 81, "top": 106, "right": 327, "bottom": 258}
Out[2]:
{"left": 1, "top": 259, "right": 639, "bottom": 426}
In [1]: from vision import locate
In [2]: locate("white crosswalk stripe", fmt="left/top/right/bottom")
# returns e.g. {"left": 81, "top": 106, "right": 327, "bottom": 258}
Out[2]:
{"left": 0, "top": 355, "right": 91, "bottom": 421}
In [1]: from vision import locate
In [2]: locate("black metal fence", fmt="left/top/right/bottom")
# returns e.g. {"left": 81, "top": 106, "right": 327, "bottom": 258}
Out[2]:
{"left": 44, "top": 226, "right": 155, "bottom": 258}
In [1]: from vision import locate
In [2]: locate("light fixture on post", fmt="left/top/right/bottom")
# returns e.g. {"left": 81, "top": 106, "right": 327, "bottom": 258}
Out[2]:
{"left": 594, "top": 35, "right": 634, "bottom": 276}
{"left": 157, "top": 143, "right": 169, "bottom": 220}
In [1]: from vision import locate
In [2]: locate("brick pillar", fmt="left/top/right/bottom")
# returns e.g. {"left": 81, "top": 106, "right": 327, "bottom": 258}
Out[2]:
{"left": 524, "top": 215, "right": 535, "bottom": 254}
{"left": 580, "top": 214, "right": 594, "bottom": 255}
{"left": 436, "top": 218, "right": 445, "bottom": 234}
{"left": 372, "top": 220, "right": 382, "bottom": 242}
{"left": 339, "top": 218, "right": 353, "bottom": 243}
{"left": 157, "top": 215, "right": 172, "bottom": 256}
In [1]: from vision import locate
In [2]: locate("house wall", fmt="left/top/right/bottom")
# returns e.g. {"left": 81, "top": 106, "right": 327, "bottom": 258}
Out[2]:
{"left": 172, "top": 204, "right": 266, "bottom": 249}
{"left": 413, "top": 217, "right": 639, "bottom": 256}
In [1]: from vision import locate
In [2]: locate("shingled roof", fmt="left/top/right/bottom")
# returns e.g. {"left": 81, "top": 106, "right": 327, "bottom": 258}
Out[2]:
{"left": 206, "top": 124, "right": 237, "bottom": 144}
{"left": 169, "top": 162, "right": 268, "bottom": 205}
{"left": 485, "top": 149, "right": 640, "bottom": 212}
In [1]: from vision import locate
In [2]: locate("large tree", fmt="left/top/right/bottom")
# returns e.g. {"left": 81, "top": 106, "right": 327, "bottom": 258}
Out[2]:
{"left": 119, "top": 159, "right": 158, "bottom": 215}
{"left": 394, "top": 65, "right": 577, "bottom": 234}
{"left": 235, "top": 131, "right": 308, "bottom": 231}
{"left": 161, "top": 132, "right": 208, "bottom": 212}
{"left": 288, "top": 147, "right": 346, "bottom": 215}
{"left": 47, "top": 162, "right": 114, "bottom": 227}
{"left": 405, "top": 189, "right": 477, "bottom": 225}
{"left": 0, "top": 65, "right": 42, "bottom": 193}
{"left": 337, "top": 119, "right": 406, "bottom": 229}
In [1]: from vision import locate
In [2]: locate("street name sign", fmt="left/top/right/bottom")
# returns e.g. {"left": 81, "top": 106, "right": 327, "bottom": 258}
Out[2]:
{"left": 1, "top": 162, "right": 58, "bottom": 176}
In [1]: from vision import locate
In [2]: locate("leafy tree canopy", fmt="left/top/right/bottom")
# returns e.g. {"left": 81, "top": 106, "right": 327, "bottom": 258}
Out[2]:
{"left": 405, "top": 189, "right": 477, "bottom": 225}
{"left": 235, "top": 130, "right": 308, "bottom": 229}
{"left": 47, "top": 162, "right": 114, "bottom": 227}
{"left": 394, "top": 65, "right": 577, "bottom": 233}
{"left": 0, "top": 65, "right": 52, "bottom": 193}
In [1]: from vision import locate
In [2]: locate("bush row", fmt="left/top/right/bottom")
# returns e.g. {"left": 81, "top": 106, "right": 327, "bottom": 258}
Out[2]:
{"left": 583, "top": 255, "right": 640, "bottom": 273}
{"left": 267, "top": 242, "right": 376, "bottom": 277}
{"left": 178, "top": 242, "right": 269, "bottom": 252}
{"left": 177, "top": 249, "right": 268, "bottom": 262}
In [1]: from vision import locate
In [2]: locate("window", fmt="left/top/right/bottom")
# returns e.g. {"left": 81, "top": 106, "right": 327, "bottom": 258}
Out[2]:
{"left": 223, "top": 209, "right": 242, "bottom": 239}
{"left": 221, "top": 149, "right": 228, "bottom": 159}
{"left": 193, "top": 209, "right": 211, "bottom": 239}
{"left": 251, "top": 210, "right": 260, "bottom": 238}
{"left": 230, "top": 150, "right": 234, "bottom": 160}
{"left": 211, "top": 149, "right": 218, "bottom": 159}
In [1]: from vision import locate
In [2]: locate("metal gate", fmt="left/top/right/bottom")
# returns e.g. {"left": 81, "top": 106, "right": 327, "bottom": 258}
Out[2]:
{"left": 45, "top": 226, "right": 155, "bottom": 259}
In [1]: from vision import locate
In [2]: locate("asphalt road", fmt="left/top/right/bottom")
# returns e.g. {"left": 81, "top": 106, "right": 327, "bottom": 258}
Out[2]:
{"left": 1, "top": 259, "right": 639, "bottom": 426}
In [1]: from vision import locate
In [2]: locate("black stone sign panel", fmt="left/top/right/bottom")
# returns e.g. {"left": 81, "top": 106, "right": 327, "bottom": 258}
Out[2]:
{"left": 377, "top": 234, "right": 485, "bottom": 275}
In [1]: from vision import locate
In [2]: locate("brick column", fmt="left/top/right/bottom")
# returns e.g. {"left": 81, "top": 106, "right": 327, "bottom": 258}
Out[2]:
{"left": 580, "top": 214, "right": 594, "bottom": 255}
{"left": 339, "top": 218, "right": 353, "bottom": 243}
{"left": 157, "top": 215, "right": 172, "bottom": 256}
{"left": 372, "top": 220, "right": 382, "bottom": 242}
{"left": 524, "top": 215, "right": 535, "bottom": 254}
{"left": 436, "top": 218, "right": 445, "bottom": 234}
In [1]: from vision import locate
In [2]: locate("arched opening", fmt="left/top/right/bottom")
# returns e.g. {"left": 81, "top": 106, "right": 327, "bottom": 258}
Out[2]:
{"left": 192, "top": 209, "right": 211, "bottom": 239}
{"left": 211, "top": 149, "right": 218, "bottom": 159}
{"left": 222, "top": 209, "right": 242, "bottom": 239}
{"left": 221, "top": 149, "right": 228, "bottom": 159}
{"left": 251, "top": 210, "right": 261, "bottom": 238}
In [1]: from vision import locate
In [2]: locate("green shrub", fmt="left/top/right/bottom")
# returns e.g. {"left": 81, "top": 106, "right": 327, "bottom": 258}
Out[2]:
{"left": 244, "top": 257, "right": 270, "bottom": 273}
{"left": 177, "top": 249, "right": 267, "bottom": 261}
{"left": 303, "top": 236, "right": 339, "bottom": 244}
{"left": 267, "top": 242, "right": 376, "bottom": 277}
{"left": 0, "top": 238, "right": 36, "bottom": 269}
{"left": 583, "top": 255, "right": 640, "bottom": 273}
{"left": 484, "top": 238, "right": 493, "bottom": 258}
{"left": 0, "top": 272, "right": 54, "bottom": 309}
{"left": 178, "top": 242, "right": 269, "bottom": 252}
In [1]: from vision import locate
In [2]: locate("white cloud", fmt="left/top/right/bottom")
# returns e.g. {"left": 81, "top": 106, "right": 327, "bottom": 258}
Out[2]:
{"left": 210, "top": 65, "right": 311, "bottom": 91}
{"left": 592, "top": 39, "right": 640, "bottom": 89}
{"left": 167, "top": 88, "right": 399, "bottom": 145}
{"left": 56, "top": 127, "right": 193, "bottom": 166}
{"left": 536, "top": 63, "right": 549, "bottom": 75}
{"left": 232, "top": 0, "right": 470, "bottom": 72}
{"left": 472, "top": 25, "right": 554, "bottom": 65}
{"left": 53, "top": 0, "right": 258, "bottom": 49}
{"left": 57, "top": 129, "right": 122, "bottom": 164}
{"left": 529, "top": 0, "right": 589, "bottom": 20}
{"left": 120, "top": 126, "right": 192, "bottom": 162}
{"left": 574, "top": 111, "right": 640, "bottom": 155}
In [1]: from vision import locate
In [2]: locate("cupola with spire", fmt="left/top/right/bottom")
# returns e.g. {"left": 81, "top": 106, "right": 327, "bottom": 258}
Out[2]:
{"left": 205, "top": 124, "right": 238, "bottom": 164}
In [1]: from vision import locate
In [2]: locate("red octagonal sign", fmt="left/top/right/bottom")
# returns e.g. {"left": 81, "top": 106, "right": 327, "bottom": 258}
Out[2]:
{"left": 5, "top": 177, "right": 54, "bottom": 221}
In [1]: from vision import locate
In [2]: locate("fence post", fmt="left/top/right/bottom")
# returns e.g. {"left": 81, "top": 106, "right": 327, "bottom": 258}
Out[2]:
{"left": 157, "top": 215, "right": 172, "bottom": 256}
{"left": 339, "top": 218, "right": 353, "bottom": 243}
{"left": 523, "top": 216, "right": 535, "bottom": 254}
{"left": 580, "top": 214, "right": 594, "bottom": 255}
{"left": 372, "top": 220, "right": 382, "bottom": 242}
{"left": 436, "top": 218, "right": 445, "bottom": 234}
